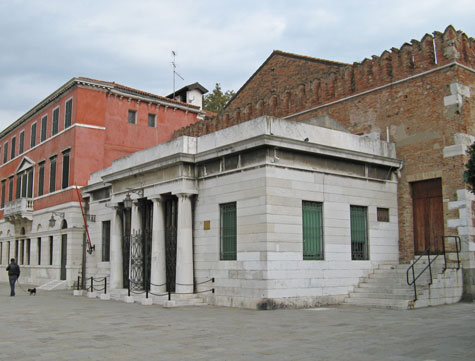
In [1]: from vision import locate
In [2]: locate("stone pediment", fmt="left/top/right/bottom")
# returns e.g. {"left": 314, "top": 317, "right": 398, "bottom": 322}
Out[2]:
{"left": 15, "top": 156, "right": 35, "bottom": 173}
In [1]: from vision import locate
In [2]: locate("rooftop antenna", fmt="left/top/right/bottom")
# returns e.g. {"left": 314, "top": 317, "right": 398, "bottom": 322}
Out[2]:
{"left": 171, "top": 50, "right": 184, "bottom": 99}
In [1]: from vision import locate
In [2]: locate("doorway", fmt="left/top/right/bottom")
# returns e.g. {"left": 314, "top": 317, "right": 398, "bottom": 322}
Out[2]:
{"left": 412, "top": 178, "right": 444, "bottom": 254}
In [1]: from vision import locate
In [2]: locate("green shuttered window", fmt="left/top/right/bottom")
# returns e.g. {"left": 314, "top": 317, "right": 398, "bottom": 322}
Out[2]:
{"left": 350, "top": 205, "right": 369, "bottom": 260}
{"left": 220, "top": 202, "right": 236, "bottom": 260}
{"left": 302, "top": 201, "right": 324, "bottom": 260}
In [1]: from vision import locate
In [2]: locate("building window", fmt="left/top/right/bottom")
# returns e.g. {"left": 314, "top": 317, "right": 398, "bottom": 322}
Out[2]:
{"left": 52, "top": 107, "right": 59, "bottom": 135}
{"left": 128, "top": 110, "right": 137, "bottom": 124}
{"left": 49, "top": 156, "right": 57, "bottom": 193}
{"left": 62, "top": 151, "right": 70, "bottom": 189}
{"left": 15, "top": 240, "right": 18, "bottom": 261}
{"left": 65, "top": 98, "right": 72, "bottom": 128}
{"left": 16, "top": 168, "right": 33, "bottom": 199}
{"left": 220, "top": 202, "right": 237, "bottom": 260}
{"left": 19, "top": 131, "right": 24, "bottom": 154}
{"left": 49, "top": 236, "right": 53, "bottom": 265}
{"left": 302, "top": 201, "right": 324, "bottom": 260}
{"left": 26, "top": 239, "right": 30, "bottom": 265}
{"left": 1, "top": 180, "right": 5, "bottom": 208}
{"left": 37, "top": 238, "right": 41, "bottom": 265}
{"left": 148, "top": 113, "right": 156, "bottom": 127}
{"left": 38, "top": 162, "right": 45, "bottom": 196}
{"left": 3, "top": 142, "right": 7, "bottom": 163}
{"left": 8, "top": 176, "right": 13, "bottom": 202}
{"left": 10, "top": 136, "right": 16, "bottom": 159}
{"left": 377, "top": 208, "right": 390, "bottom": 222}
{"left": 350, "top": 205, "right": 369, "bottom": 260}
{"left": 41, "top": 115, "right": 48, "bottom": 142}
{"left": 102, "top": 221, "right": 111, "bottom": 262}
{"left": 31, "top": 123, "right": 37, "bottom": 147}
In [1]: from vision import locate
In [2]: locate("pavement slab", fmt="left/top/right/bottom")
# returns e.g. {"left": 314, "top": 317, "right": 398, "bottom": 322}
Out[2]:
{"left": 0, "top": 283, "right": 474, "bottom": 360}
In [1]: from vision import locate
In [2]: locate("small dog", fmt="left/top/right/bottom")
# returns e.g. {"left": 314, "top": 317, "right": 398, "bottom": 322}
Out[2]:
{"left": 27, "top": 288, "right": 36, "bottom": 296}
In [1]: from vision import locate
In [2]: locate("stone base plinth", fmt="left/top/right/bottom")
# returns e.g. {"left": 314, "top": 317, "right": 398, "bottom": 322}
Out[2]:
{"left": 124, "top": 296, "right": 134, "bottom": 303}
{"left": 73, "top": 290, "right": 83, "bottom": 296}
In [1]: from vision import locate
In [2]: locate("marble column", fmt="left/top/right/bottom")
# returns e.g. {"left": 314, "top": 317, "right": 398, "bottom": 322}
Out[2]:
{"left": 150, "top": 196, "right": 166, "bottom": 293}
{"left": 110, "top": 205, "right": 123, "bottom": 289}
{"left": 175, "top": 193, "right": 194, "bottom": 294}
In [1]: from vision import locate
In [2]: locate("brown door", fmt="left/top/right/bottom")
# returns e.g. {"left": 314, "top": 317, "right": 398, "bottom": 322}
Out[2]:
{"left": 412, "top": 178, "right": 444, "bottom": 254}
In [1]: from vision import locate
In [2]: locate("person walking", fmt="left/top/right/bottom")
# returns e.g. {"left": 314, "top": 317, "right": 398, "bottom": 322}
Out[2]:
{"left": 6, "top": 258, "right": 20, "bottom": 296}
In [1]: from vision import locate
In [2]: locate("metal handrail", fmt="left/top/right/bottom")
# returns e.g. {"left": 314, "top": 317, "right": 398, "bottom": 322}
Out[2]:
{"left": 406, "top": 235, "right": 461, "bottom": 301}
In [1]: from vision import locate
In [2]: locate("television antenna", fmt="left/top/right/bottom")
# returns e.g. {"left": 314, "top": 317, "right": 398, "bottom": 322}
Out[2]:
{"left": 171, "top": 50, "right": 184, "bottom": 99}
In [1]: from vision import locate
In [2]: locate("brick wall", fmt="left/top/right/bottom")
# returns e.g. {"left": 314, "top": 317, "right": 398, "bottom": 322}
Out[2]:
{"left": 173, "top": 26, "right": 474, "bottom": 264}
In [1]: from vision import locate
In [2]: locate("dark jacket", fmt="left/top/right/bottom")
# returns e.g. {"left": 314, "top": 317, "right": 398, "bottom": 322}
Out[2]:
{"left": 6, "top": 262, "right": 20, "bottom": 277}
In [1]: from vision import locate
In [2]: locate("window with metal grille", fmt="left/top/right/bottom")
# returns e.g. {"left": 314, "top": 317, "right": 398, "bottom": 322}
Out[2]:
{"left": 65, "top": 98, "right": 72, "bottom": 128}
{"left": 19, "top": 131, "right": 24, "bottom": 154}
{"left": 377, "top": 207, "right": 389, "bottom": 222}
{"left": 41, "top": 115, "right": 47, "bottom": 142}
{"left": 148, "top": 113, "right": 156, "bottom": 127}
{"left": 220, "top": 202, "right": 237, "bottom": 260}
{"left": 31, "top": 123, "right": 37, "bottom": 147}
{"left": 52, "top": 107, "right": 59, "bottom": 135}
{"left": 302, "top": 201, "right": 324, "bottom": 260}
{"left": 350, "top": 205, "right": 369, "bottom": 260}
{"left": 128, "top": 110, "right": 137, "bottom": 124}
{"left": 62, "top": 151, "right": 70, "bottom": 189}
{"left": 102, "top": 221, "right": 111, "bottom": 262}
{"left": 49, "top": 156, "right": 57, "bottom": 193}
{"left": 38, "top": 162, "right": 45, "bottom": 196}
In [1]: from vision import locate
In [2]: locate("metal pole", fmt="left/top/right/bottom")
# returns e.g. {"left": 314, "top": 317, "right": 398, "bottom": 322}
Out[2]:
{"left": 77, "top": 275, "right": 80, "bottom": 291}
{"left": 90, "top": 277, "right": 93, "bottom": 292}
{"left": 128, "top": 280, "right": 131, "bottom": 297}
{"left": 104, "top": 278, "right": 107, "bottom": 295}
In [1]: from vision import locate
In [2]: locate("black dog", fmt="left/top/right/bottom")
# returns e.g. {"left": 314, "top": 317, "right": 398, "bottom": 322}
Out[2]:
{"left": 27, "top": 288, "right": 36, "bottom": 296}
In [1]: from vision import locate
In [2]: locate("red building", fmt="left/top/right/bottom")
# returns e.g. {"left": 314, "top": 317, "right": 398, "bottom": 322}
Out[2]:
{"left": 0, "top": 77, "right": 206, "bottom": 286}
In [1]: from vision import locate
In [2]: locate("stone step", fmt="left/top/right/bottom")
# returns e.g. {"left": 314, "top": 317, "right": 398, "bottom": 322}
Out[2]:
{"left": 353, "top": 286, "right": 416, "bottom": 295}
{"left": 344, "top": 297, "right": 410, "bottom": 309}
{"left": 348, "top": 292, "right": 411, "bottom": 300}
{"left": 37, "top": 280, "right": 69, "bottom": 291}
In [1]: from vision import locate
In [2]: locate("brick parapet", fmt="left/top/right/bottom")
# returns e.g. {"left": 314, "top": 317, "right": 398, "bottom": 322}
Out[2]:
{"left": 173, "top": 26, "right": 474, "bottom": 140}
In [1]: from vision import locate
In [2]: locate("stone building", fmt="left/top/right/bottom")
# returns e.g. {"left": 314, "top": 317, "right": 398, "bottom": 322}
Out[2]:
{"left": 174, "top": 26, "right": 474, "bottom": 302}
{"left": 84, "top": 116, "right": 403, "bottom": 308}
{"left": 0, "top": 77, "right": 206, "bottom": 287}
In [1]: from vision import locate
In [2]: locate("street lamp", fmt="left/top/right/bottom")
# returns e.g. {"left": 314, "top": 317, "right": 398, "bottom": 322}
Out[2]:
{"left": 48, "top": 211, "right": 65, "bottom": 228}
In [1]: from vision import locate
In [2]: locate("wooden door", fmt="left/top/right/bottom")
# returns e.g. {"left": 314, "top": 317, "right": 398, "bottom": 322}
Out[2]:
{"left": 412, "top": 178, "right": 444, "bottom": 254}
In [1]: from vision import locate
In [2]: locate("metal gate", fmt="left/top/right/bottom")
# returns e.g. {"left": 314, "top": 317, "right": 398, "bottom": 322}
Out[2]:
{"left": 129, "top": 230, "right": 152, "bottom": 290}
{"left": 165, "top": 197, "right": 177, "bottom": 293}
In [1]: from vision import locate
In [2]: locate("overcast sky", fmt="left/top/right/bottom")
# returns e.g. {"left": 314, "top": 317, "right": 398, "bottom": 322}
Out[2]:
{"left": 1, "top": 0, "right": 474, "bottom": 131}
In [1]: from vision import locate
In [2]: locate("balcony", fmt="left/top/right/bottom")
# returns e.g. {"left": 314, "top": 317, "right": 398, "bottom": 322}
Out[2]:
{"left": 4, "top": 198, "right": 34, "bottom": 223}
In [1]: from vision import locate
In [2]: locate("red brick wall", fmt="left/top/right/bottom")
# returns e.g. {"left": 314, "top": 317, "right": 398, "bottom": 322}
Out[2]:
{"left": 173, "top": 26, "right": 474, "bottom": 262}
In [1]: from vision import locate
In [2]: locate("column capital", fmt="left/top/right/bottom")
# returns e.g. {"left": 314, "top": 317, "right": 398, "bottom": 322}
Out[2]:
{"left": 175, "top": 191, "right": 197, "bottom": 199}
{"left": 149, "top": 194, "right": 164, "bottom": 203}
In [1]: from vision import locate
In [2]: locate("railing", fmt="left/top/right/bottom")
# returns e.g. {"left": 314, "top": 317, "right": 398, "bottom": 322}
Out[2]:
{"left": 77, "top": 276, "right": 108, "bottom": 295}
{"left": 4, "top": 198, "right": 34, "bottom": 216}
{"left": 127, "top": 278, "right": 215, "bottom": 301}
{"left": 406, "top": 236, "right": 461, "bottom": 301}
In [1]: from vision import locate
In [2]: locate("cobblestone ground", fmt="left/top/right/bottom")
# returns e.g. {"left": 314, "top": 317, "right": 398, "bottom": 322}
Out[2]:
{"left": 0, "top": 283, "right": 474, "bottom": 361}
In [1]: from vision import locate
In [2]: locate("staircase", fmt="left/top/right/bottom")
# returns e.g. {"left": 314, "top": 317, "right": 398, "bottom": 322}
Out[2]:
{"left": 344, "top": 237, "right": 463, "bottom": 309}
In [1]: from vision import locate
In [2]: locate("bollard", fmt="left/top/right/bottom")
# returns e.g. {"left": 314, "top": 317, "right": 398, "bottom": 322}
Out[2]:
{"left": 90, "top": 277, "right": 94, "bottom": 292}
{"left": 104, "top": 278, "right": 107, "bottom": 295}
{"left": 77, "top": 276, "right": 80, "bottom": 291}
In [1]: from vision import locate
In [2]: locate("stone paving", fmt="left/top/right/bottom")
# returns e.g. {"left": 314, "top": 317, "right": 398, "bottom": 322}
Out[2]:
{"left": 0, "top": 282, "right": 474, "bottom": 361}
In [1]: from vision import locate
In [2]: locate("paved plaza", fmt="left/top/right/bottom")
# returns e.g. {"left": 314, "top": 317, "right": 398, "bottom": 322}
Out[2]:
{"left": 0, "top": 282, "right": 474, "bottom": 361}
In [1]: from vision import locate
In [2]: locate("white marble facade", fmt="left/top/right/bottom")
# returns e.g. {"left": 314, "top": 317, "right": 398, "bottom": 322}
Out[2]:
{"left": 83, "top": 116, "right": 401, "bottom": 309}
